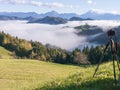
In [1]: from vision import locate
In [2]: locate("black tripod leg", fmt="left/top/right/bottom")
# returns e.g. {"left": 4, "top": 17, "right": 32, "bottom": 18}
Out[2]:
{"left": 115, "top": 55, "right": 120, "bottom": 85}
{"left": 93, "top": 55, "right": 105, "bottom": 78}
{"left": 113, "top": 55, "right": 117, "bottom": 85}
{"left": 93, "top": 42, "right": 110, "bottom": 78}
{"left": 115, "top": 55, "right": 120, "bottom": 71}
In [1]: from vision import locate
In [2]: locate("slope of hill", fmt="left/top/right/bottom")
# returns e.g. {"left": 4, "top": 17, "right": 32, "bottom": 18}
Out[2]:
{"left": 69, "top": 17, "right": 93, "bottom": 21}
{"left": 0, "top": 59, "right": 119, "bottom": 90}
{"left": 88, "top": 26, "right": 120, "bottom": 44}
{"left": 0, "top": 31, "right": 92, "bottom": 64}
{"left": 37, "top": 61, "right": 120, "bottom": 90}
{"left": 0, "top": 46, "right": 13, "bottom": 59}
{"left": 74, "top": 24, "right": 103, "bottom": 36}
{"left": 74, "top": 24, "right": 120, "bottom": 44}
{"left": 28, "top": 16, "right": 67, "bottom": 25}
{"left": 0, "top": 59, "right": 85, "bottom": 90}
{"left": 0, "top": 15, "right": 21, "bottom": 20}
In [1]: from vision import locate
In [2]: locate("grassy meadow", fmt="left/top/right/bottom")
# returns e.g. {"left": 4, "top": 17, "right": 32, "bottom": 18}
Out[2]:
{"left": 0, "top": 59, "right": 120, "bottom": 90}
{"left": 0, "top": 46, "right": 119, "bottom": 90}
{"left": 0, "top": 59, "right": 85, "bottom": 90}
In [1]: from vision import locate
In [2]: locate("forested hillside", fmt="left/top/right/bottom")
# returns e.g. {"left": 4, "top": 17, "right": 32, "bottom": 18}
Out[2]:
{"left": 0, "top": 31, "right": 119, "bottom": 64}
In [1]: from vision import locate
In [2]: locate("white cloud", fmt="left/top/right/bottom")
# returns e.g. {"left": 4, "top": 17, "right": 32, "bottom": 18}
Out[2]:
{"left": 87, "top": 0, "right": 93, "bottom": 4}
{"left": 0, "top": 0, "right": 74, "bottom": 8}
{"left": 0, "top": 0, "right": 44, "bottom": 6}
{"left": 0, "top": 20, "right": 86, "bottom": 50}
{"left": 29, "top": 1, "right": 43, "bottom": 6}
{"left": 44, "top": 2, "right": 64, "bottom": 8}
{"left": 0, "top": 0, "right": 29, "bottom": 4}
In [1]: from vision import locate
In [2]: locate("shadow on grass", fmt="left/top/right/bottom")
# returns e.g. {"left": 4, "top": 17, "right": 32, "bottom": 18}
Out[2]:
{"left": 35, "top": 78, "right": 120, "bottom": 90}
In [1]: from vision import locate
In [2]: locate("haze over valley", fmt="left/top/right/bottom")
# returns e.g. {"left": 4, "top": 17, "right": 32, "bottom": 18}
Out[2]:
{"left": 1, "top": 20, "right": 120, "bottom": 50}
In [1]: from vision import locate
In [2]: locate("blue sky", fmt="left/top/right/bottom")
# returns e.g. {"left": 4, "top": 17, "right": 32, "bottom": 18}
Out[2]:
{"left": 0, "top": 0, "right": 120, "bottom": 14}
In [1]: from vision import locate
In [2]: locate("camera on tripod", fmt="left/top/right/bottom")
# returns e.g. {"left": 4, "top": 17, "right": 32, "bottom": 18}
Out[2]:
{"left": 108, "top": 29, "right": 115, "bottom": 36}
{"left": 93, "top": 29, "right": 120, "bottom": 85}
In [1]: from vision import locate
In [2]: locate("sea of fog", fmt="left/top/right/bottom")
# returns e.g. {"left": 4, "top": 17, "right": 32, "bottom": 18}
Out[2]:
{"left": 0, "top": 20, "right": 120, "bottom": 50}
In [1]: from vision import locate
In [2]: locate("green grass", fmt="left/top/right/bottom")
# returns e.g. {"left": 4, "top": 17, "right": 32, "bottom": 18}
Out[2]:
{"left": 0, "top": 46, "right": 13, "bottom": 59}
{"left": 39, "top": 62, "right": 120, "bottom": 90}
{"left": 0, "top": 59, "right": 85, "bottom": 90}
{"left": 0, "top": 59, "right": 120, "bottom": 90}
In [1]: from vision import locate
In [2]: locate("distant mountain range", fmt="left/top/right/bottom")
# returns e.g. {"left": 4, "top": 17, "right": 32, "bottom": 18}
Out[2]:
{"left": 1, "top": 10, "right": 120, "bottom": 20}
{"left": 0, "top": 11, "right": 93, "bottom": 24}
{"left": 0, "top": 12, "right": 39, "bottom": 18}
{"left": 0, "top": 11, "right": 79, "bottom": 19}
{"left": 1, "top": 10, "right": 120, "bottom": 24}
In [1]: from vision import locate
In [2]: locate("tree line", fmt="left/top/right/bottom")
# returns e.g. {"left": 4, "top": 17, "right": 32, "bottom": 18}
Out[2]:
{"left": 0, "top": 31, "right": 119, "bottom": 64}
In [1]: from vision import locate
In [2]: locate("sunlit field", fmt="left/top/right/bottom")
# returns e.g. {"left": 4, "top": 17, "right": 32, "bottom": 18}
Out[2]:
{"left": 0, "top": 59, "right": 84, "bottom": 90}
{"left": 0, "top": 59, "right": 119, "bottom": 90}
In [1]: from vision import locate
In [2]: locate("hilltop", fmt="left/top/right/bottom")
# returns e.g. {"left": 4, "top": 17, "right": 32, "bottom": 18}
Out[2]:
{"left": 28, "top": 16, "right": 67, "bottom": 25}
{"left": 0, "top": 46, "right": 13, "bottom": 59}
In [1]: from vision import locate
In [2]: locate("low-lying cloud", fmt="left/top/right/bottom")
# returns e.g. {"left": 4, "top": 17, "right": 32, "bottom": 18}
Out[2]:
{"left": 0, "top": 20, "right": 86, "bottom": 50}
{"left": 0, "top": 0, "right": 72, "bottom": 8}
{"left": 0, "top": 20, "right": 120, "bottom": 50}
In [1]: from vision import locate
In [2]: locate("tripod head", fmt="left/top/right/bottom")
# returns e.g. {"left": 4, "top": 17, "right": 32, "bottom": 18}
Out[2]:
{"left": 107, "top": 29, "right": 119, "bottom": 52}
{"left": 107, "top": 29, "right": 115, "bottom": 37}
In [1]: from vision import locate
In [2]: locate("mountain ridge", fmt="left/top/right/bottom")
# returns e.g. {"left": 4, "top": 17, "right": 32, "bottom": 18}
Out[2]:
{"left": 1, "top": 10, "right": 120, "bottom": 24}
{"left": 80, "top": 10, "right": 120, "bottom": 20}
{"left": 1, "top": 10, "right": 120, "bottom": 20}
{"left": 0, "top": 11, "right": 79, "bottom": 19}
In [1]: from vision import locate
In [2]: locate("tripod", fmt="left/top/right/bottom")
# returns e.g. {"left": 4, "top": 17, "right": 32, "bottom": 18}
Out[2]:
{"left": 93, "top": 30, "right": 120, "bottom": 85}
